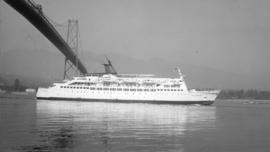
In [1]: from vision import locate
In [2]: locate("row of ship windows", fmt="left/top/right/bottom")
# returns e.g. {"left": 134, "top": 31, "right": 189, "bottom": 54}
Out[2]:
{"left": 69, "top": 82, "right": 181, "bottom": 88}
{"left": 60, "top": 86, "right": 183, "bottom": 92}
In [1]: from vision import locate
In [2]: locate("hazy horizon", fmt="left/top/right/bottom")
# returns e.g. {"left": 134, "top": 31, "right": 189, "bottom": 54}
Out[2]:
{"left": 1, "top": 0, "right": 270, "bottom": 90}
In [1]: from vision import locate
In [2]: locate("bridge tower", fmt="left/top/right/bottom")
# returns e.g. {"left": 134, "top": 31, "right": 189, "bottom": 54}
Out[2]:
{"left": 64, "top": 19, "right": 81, "bottom": 79}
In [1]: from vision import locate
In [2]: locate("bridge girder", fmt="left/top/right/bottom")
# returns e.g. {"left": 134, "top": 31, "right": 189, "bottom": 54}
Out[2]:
{"left": 3, "top": 0, "right": 88, "bottom": 75}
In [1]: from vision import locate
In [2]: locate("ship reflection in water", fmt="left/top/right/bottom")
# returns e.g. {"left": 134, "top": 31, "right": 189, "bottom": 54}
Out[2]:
{"left": 26, "top": 100, "right": 216, "bottom": 152}
{"left": 2, "top": 99, "right": 270, "bottom": 152}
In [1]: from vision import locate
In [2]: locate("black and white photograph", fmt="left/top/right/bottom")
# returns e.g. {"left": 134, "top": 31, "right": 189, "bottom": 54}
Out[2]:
{"left": 0, "top": 0, "right": 270, "bottom": 151}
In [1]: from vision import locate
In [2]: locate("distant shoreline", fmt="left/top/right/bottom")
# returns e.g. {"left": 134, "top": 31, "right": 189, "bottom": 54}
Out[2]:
{"left": 217, "top": 89, "right": 270, "bottom": 100}
{"left": 0, "top": 92, "right": 36, "bottom": 99}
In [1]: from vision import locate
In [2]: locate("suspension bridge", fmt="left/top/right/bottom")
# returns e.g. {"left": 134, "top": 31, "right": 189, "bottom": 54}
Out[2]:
{"left": 3, "top": 0, "right": 88, "bottom": 78}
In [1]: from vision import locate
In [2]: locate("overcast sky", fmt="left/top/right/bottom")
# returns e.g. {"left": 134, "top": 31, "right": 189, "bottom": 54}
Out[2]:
{"left": 1, "top": 0, "right": 270, "bottom": 89}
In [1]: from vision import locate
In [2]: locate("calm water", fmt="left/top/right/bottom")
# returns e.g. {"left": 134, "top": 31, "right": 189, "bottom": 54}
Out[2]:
{"left": 0, "top": 98, "right": 270, "bottom": 152}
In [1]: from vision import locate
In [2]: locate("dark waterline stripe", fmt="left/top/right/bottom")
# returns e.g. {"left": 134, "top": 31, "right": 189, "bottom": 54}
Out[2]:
{"left": 36, "top": 97, "right": 214, "bottom": 105}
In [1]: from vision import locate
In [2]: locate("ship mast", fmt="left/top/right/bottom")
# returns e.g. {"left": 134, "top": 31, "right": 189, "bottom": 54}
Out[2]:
{"left": 176, "top": 67, "right": 184, "bottom": 80}
{"left": 176, "top": 67, "right": 189, "bottom": 91}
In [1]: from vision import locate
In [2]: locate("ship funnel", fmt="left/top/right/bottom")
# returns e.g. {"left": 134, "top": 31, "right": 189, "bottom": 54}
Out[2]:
{"left": 103, "top": 56, "right": 117, "bottom": 74}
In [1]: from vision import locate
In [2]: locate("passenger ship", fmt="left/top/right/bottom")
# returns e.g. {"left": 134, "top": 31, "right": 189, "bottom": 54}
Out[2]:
{"left": 36, "top": 59, "right": 220, "bottom": 105}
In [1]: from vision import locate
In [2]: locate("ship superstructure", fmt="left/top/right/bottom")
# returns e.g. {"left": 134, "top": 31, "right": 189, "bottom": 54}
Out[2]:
{"left": 36, "top": 59, "right": 220, "bottom": 105}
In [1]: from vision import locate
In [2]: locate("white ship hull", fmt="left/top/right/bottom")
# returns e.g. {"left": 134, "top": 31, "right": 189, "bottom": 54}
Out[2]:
{"left": 36, "top": 65, "right": 220, "bottom": 105}
{"left": 36, "top": 87, "right": 219, "bottom": 105}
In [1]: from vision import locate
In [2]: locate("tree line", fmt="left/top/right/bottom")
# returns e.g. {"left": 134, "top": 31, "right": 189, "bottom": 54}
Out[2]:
{"left": 0, "top": 79, "right": 27, "bottom": 92}
{"left": 217, "top": 89, "right": 270, "bottom": 100}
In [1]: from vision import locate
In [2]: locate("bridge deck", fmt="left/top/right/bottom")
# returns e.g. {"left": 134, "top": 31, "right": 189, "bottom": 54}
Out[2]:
{"left": 4, "top": 0, "right": 88, "bottom": 74}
